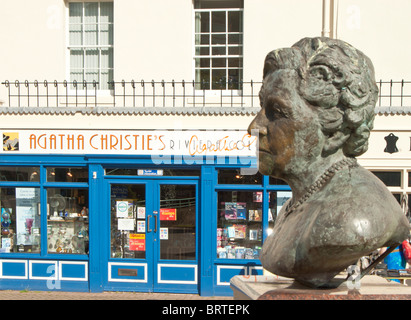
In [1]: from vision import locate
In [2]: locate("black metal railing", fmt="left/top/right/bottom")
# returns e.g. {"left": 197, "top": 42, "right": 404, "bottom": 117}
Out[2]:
{"left": 377, "top": 80, "right": 411, "bottom": 107}
{"left": 0, "top": 80, "right": 262, "bottom": 109}
{"left": 1, "top": 79, "right": 411, "bottom": 109}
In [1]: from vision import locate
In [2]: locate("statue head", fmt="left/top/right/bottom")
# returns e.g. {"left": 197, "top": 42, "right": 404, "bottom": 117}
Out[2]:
{"left": 249, "top": 37, "right": 379, "bottom": 179}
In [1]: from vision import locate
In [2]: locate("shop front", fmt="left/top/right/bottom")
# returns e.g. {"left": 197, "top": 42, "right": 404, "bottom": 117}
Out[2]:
{"left": 0, "top": 128, "right": 290, "bottom": 296}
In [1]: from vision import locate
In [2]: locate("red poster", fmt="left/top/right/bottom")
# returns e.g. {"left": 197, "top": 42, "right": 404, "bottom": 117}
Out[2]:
{"left": 129, "top": 234, "right": 145, "bottom": 251}
{"left": 160, "top": 208, "right": 177, "bottom": 221}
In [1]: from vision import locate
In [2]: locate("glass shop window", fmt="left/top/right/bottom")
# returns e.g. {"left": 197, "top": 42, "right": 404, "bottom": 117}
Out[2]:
{"left": 371, "top": 171, "right": 401, "bottom": 187}
{"left": 218, "top": 169, "right": 262, "bottom": 184}
{"left": 110, "top": 184, "right": 146, "bottom": 259}
{"left": 269, "top": 176, "right": 287, "bottom": 185}
{"left": 267, "top": 191, "right": 292, "bottom": 236}
{"left": 47, "top": 188, "right": 89, "bottom": 254}
{"left": 0, "top": 167, "right": 40, "bottom": 182}
{"left": 217, "top": 191, "right": 263, "bottom": 259}
{"left": 0, "top": 187, "right": 41, "bottom": 253}
{"left": 47, "top": 167, "right": 88, "bottom": 183}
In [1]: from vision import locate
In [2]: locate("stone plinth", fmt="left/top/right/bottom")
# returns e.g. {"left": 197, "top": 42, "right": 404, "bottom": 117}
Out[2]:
{"left": 230, "top": 275, "right": 411, "bottom": 300}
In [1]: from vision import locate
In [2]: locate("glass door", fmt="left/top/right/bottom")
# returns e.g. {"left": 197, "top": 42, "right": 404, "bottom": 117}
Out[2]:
{"left": 105, "top": 179, "right": 198, "bottom": 293}
{"left": 154, "top": 182, "right": 198, "bottom": 292}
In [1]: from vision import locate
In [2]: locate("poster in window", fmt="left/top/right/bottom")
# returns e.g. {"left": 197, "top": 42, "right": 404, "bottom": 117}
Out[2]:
{"left": 277, "top": 191, "right": 292, "bottom": 214}
{"left": 160, "top": 208, "right": 177, "bottom": 221}
{"left": 129, "top": 233, "right": 145, "bottom": 251}
{"left": 160, "top": 228, "right": 168, "bottom": 240}
{"left": 16, "top": 188, "right": 39, "bottom": 246}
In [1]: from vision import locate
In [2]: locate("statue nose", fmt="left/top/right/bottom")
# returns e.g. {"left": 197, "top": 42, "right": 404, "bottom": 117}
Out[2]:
{"left": 248, "top": 114, "right": 267, "bottom": 136}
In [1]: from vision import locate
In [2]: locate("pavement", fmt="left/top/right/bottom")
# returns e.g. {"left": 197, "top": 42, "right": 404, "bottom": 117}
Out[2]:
{"left": 0, "top": 289, "right": 233, "bottom": 300}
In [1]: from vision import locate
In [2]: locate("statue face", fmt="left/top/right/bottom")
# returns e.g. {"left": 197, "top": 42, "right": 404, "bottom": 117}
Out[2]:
{"left": 249, "top": 69, "right": 324, "bottom": 178}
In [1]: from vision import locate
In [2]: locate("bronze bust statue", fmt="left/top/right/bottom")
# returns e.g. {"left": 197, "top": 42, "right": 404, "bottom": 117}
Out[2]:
{"left": 248, "top": 37, "right": 410, "bottom": 287}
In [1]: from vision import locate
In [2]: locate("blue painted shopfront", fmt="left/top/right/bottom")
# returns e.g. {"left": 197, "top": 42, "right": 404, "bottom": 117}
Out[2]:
{"left": 0, "top": 153, "right": 290, "bottom": 296}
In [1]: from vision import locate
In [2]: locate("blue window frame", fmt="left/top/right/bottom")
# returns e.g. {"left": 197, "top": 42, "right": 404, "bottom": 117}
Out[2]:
{"left": 0, "top": 157, "right": 89, "bottom": 260}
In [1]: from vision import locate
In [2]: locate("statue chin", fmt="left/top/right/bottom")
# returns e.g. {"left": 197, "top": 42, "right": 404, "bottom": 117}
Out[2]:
{"left": 257, "top": 153, "right": 276, "bottom": 176}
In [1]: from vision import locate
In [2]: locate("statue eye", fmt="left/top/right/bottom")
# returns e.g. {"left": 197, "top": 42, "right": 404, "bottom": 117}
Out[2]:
{"left": 266, "top": 103, "right": 287, "bottom": 121}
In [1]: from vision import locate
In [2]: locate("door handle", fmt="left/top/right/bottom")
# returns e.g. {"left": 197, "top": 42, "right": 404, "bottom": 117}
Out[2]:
{"left": 154, "top": 215, "right": 157, "bottom": 233}
{"left": 147, "top": 215, "right": 152, "bottom": 233}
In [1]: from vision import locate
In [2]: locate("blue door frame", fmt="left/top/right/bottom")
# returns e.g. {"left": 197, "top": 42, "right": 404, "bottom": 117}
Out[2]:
{"left": 101, "top": 176, "right": 199, "bottom": 294}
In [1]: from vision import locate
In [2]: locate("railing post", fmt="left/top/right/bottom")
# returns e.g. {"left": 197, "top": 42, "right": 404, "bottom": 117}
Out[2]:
{"left": 25, "top": 80, "right": 30, "bottom": 107}
{"left": 141, "top": 80, "right": 145, "bottom": 107}
{"left": 152, "top": 80, "right": 155, "bottom": 107}
{"left": 15, "top": 80, "right": 20, "bottom": 107}
{"left": 182, "top": 80, "right": 185, "bottom": 107}
{"left": 122, "top": 80, "right": 126, "bottom": 107}
{"left": 54, "top": 80, "right": 58, "bottom": 107}
{"left": 131, "top": 80, "right": 135, "bottom": 107}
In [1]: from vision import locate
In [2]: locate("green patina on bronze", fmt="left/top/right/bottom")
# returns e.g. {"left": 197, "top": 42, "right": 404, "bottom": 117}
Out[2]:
{"left": 249, "top": 37, "right": 410, "bottom": 288}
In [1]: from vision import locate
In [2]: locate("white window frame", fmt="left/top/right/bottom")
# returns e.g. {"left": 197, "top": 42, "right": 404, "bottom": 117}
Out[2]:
{"left": 368, "top": 168, "right": 411, "bottom": 218}
{"left": 65, "top": 1, "right": 114, "bottom": 94}
{"left": 193, "top": 4, "right": 243, "bottom": 95}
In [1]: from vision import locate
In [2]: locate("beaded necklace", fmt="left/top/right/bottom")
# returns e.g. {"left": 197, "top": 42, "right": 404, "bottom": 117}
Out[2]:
{"left": 283, "top": 157, "right": 358, "bottom": 218}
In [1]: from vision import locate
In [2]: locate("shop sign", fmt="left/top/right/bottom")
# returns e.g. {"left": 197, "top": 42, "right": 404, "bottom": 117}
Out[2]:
{"left": 138, "top": 169, "right": 163, "bottom": 176}
{"left": 1, "top": 129, "right": 257, "bottom": 157}
{"left": 129, "top": 233, "right": 145, "bottom": 251}
{"left": 359, "top": 131, "right": 411, "bottom": 160}
{"left": 160, "top": 208, "right": 177, "bottom": 221}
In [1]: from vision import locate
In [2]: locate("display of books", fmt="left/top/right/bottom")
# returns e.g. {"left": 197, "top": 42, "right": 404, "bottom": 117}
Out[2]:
{"left": 217, "top": 199, "right": 263, "bottom": 260}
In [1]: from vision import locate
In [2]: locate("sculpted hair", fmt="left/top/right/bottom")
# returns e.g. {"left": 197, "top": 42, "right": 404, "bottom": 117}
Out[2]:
{"left": 261, "top": 37, "right": 379, "bottom": 157}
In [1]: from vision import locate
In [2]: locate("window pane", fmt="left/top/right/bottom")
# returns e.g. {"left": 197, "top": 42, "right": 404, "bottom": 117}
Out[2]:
{"left": 409, "top": 172, "right": 411, "bottom": 187}
{"left": 1, "top": 188, "right": 41, "bottom": 253}
{"left": 269, "top": 176, "right": 288, "bottom": 185}
{"left": 212, "top": 58, "right": 226, "bottom": 68}
{"left": 195, "top": 69, "right": 210, "bottom": 89}
{"left": 100, "top": 69, "right": 113, "bottom": 90}
{"left": 212, "top": 11, "right": 226, "bottom": 32}
{"left": 228, "top": 58, "right": 241, "bottom": 67}
{"left": 212, "top": 46, "right": 226, "bottom": 55}
{"left": 69, "top": 3, "right": 83, "bottom": 24}
{"left": 212, "top": 69, "right": 226, "bottom": 89}
{"left": 100, "top": 2, "right": 114, "bottom": 23}
{"left": 69, "top": 24, "right": 83, "bottom": 46}
{"left": 195, "top": 34, "right": 210, "bottom": 45}
{"left": 228, "top": 69, "right": 241, "bottom": 89}
{"left": 100, "top": 24, "right": 113, "bottom": 45}
{"left": 47, "top": 167, "right": 88, "bottom": 183}
{"left": 84, "top": 2, "right": 98, "bottom": 23}
{"left": 195, "top": 12, "right": 209, "bottom": 33}
{"left": 110, "top": 184, "right": 146, "bottom": 259}
{"left": 228, "top": 11, "right": 242, "bottom": 32}
{"left": 195, "top": 46, "right": 210, "bottom": 56}
{"left": 101, "top": 48, "right": 113, "bottom": 69}
{"left": 228, "top": 46, "right": 241, "bottom": 55}
{"left": 212, "top": 34, "right": 226, "bottom": 45}
{"left": 70, "top": 49, "right": 84, "bottom": 70}
{"left": 47, "top": 188, "right": 89, "bottom": 254}
{"left": 0, "top": 167, "right": 40, "bottom": 182}
{"left": 195, "top": 58, "right": 210, "bottom": 68}
{"left": 371, "top": 171, "right": 401, "bottom": 187}
{"left": 228, "top": 34, "right": 242, "bottom": 44}
{"left": 70, "top": 71, "right": 84, "bottom": 85}
{"left": 84, "top": 24, "right": 98, "bottom": 45}
{"left": 267, "top": 191, "right": 292, "bottom": 236}
{"left": 218, "top": 169, "right": 262, "bottom": 184}
{"left": 217, "top": 191, "right": 262, "bottom": 259}
{"left": 195, "top": 0, "right": 243, "bottom": 9}
{"left": 160, "top": 185, "right": 196, "bottom": 260}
